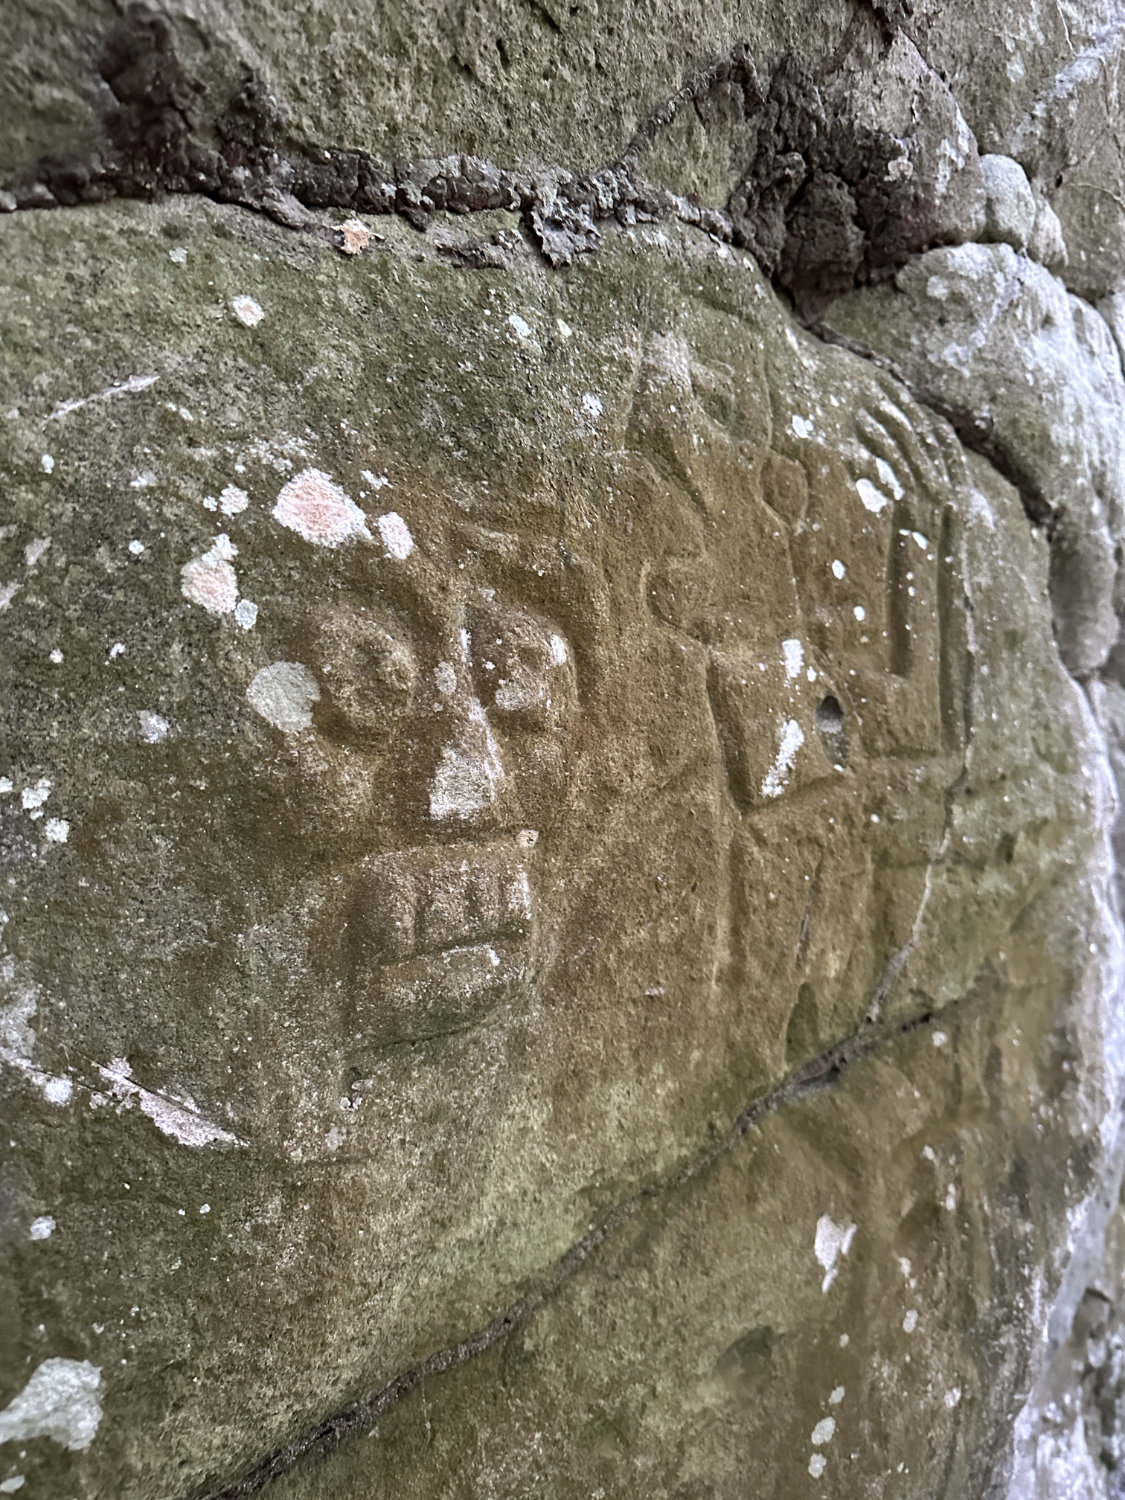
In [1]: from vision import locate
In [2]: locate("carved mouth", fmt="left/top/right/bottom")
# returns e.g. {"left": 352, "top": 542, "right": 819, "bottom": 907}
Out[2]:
{"left": 345, "top": 840, "right": 537, "bottom": 1043}
{"left": 349, "top": 841, "right": 534, "bottom": 962}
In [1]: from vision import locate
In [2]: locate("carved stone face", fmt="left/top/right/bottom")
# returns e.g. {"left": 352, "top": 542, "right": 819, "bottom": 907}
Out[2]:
{"left": 293, "top": 556, "right": 581, "bottom": 1052}
{"left": 222, "top": 482, "right": 732, "bottom": 1142}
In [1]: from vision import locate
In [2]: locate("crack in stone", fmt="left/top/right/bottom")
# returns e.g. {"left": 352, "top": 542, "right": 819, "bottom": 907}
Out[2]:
{"left": 194, "top": 1001, "right": 943, "bottom": 1500}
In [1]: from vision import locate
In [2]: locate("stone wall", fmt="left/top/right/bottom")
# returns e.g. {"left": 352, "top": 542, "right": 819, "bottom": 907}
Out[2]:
{"left": 2, "top": 3, "right": 1125, "bottom": 1496}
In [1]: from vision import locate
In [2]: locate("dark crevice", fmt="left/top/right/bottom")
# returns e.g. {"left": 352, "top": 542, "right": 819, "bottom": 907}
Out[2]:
{"left": 194, "top": 998, "right": 944, "bottom": 1500}
{"left": 3, "top": 3, "right": 978, "bottom": 310}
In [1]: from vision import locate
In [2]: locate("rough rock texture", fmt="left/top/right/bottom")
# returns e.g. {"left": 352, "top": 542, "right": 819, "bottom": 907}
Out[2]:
{"left": 1, "top": 4, "right": 1125, "bottom": 1499}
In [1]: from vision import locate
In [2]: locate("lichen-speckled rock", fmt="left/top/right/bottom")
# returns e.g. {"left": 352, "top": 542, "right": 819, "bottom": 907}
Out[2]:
{"left": 3, "top": 3, "right": 1125, "bottom": 1499}
{"left": 0, "top": 196, "right": 1122, "bottom": 1499}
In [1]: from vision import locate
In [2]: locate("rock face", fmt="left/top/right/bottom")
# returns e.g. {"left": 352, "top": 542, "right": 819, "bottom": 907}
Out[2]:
{"left": 1, "top": 5, "right": 1124, "bottom": 1499}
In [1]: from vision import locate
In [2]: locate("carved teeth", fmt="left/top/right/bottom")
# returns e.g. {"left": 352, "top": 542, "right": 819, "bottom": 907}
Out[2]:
{"left": 349, "top": 841, "right": 534, "bottom": 965}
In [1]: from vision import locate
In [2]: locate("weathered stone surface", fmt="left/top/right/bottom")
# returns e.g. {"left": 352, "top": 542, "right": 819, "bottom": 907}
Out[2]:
{"left": 1, "top": 194, "right": 1122, "bottom": 1497}
{"left": 2, "top": 4, "right": 1125, "bottom": 1498}
{"left": 824, "top": 244, "right": 1125, "bottom": 678}
{"left": 6, "top": 1, "right": 1125, "bottom": 309}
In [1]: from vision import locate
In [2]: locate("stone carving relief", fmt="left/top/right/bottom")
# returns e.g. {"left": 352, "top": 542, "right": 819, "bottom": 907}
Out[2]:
{"left": 0, "top": 201, "right": 1121, "bottom": 1499}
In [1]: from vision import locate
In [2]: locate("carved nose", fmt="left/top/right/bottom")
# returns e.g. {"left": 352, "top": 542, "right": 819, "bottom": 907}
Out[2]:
{"left": 428, "top": 700, "right": 506, "bottom": 825}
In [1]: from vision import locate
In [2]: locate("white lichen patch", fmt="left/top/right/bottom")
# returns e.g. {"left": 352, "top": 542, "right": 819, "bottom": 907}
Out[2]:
{"left": 40, "top": 454, "right": 54, "bottom": 474}
{"left": 874, "top": 456, "right": 904, "bottom": 499}
{"left": 21, "top": 779, "right": 50, "bottom": 814}
{"left": 44, "top": 819, "right": 69, "bottom": 844}
{"left": 582, "top": 392, "right": 604, "bottom": 419}
{"left": 2, "top": 957, "right": 76, "bottom": 1106}
{"left": 811, "top": 1417, "right": 836, "bottom": 1446}
{"left": 361, "top": 469, "right": 389, "bottom": 490}
{"left": 0, "top": 1359, "right": 102, "bottom": 1452}
{"left": 181, "top": 536, "right": 238, "bottom": 615}
{"left": 429, "top": 691, "right": 505, "bottom": 821}
{"left": 376, "top": 511, "right": 414, "bottom": 560}
{"left": 231, "top": 296, "right": 264, "bottom": 327}
{"left": 508, "top": 312, "right": 533, "bottom": 339}
{"left": 808, "top": 1454, "right": 827, "bottom": 1478}
{"left": 247, "top": 662, "right": 320, "bottom": 734}
{"left": 98, "top": 1058, "right": 244, "bottom": 1148}
{"left": 434, "top": 661, "right": 457, "bottom": 695}
{"left": 234, "top": 599, "right": 258, "bottom": 631}
{"left": 855, "top": 477, "right": 889, "bottom": 514}
{"left": 219, "top": 485, "right": 249, "bottom": 516}
{"left": 23, "top": 538, "right": 49, "bottom": 568}
{"left": 138, "top": 711, "right": 170, "bottom": 743}
{"left": 0, "top": 1474, "right": 25, "bottom": 1491}
{"left": 782, "top": 638, "right": 804, "bottom": 681}
{"left": 273, "top": 469, "right": 371, "bottom": 547}
{"left": 815, "top": 1214, "right": 857, "bottom": 1292}
{"left": 790, "top": 414, "right": 814, "bottom": 439}
{"left": 903, "top": 1308, "right": 919, "bottom": 1333}
{"left": 831, "top": 559, "right": 846, "bottom": 579}
{"left": 29, "top": 1216, "right": 54, "bottom": 1240}
{"left": 336, "top": 219, "right": 371, "bottom": 255}
{"left": 828, "top": 1386, "right": 845, "bottom": 1405}
{"left": 761, "top": 718, "right": 804, "bottom": 800}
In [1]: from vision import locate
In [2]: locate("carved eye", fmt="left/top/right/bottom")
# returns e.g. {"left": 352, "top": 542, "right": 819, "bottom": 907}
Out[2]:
{"left": 467, "top": 605, "right": 573, "bottom": 730}
{"left": 315, "top": 607, "right": 417, "bottom": 738}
